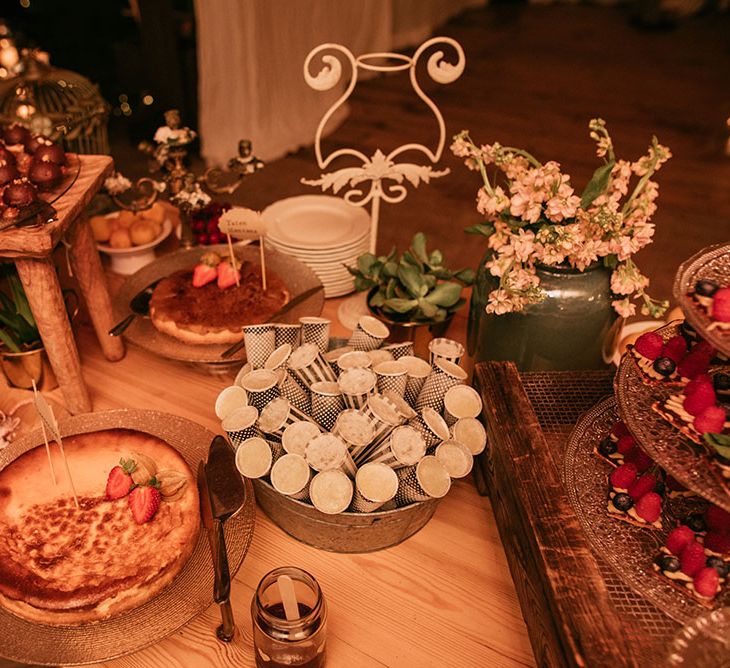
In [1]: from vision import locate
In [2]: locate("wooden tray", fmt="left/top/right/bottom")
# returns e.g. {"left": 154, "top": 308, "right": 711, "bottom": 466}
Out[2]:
{"left": 472, "top": 363, "right": 682, "bottom": 667}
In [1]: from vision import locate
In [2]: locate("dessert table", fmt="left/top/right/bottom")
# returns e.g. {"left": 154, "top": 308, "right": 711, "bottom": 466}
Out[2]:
{"left": 18, "top": 296, "right": 534, "bottom": 668}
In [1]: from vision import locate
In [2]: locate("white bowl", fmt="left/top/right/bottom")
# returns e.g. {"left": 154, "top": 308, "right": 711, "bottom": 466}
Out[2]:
{"left": 97, "top": 215, "right": 173, "bottom": 275}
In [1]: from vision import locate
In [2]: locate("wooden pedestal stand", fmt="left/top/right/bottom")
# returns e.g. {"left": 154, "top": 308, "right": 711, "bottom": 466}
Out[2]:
{"left": 0, "top": 155, "right": 124, "bottom": 413}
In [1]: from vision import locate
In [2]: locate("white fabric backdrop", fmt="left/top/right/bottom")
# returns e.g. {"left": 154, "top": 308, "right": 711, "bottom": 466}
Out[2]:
{"left": 194, "top": 0, "right": 483, "bottom": 165}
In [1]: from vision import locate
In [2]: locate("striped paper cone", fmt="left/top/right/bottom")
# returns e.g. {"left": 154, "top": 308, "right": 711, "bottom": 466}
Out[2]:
{"left": 406, "top": 407, "right": 450, "bottom": 450}
{"left": 332, "top": 409, "right": 375, "bottom": 462}
{"left": 240, "top": 368, "right": 281, "bottom": 411}
{"left": 414, "top": 359, "right": 467, "bottom": 413}
{"left": 428, "top": 337, "right": 465, "bottom": 367}
{"left": 443, "top": 385, "right": 483, "bottom": 427}
{"left": 373, "top": 360, "right": 408, "bottom": 397}
{"left": 309, "top": 381, "right": 345, "bottom": 431}
{"left": 300, "top": 316, "right": 331, "bottom": 353}
{"left": 270, "top": 453, "right": 312, "bottom": 501}
{"left": 394, "top": 456, "right": 451, "bottom": 507}
{"left": 221, "top": 405, "right": 262, "bottom": 449}
{"left": 382, "top": 341, "right": 414, "bottom": 359}
{"left": 337, "top": 367, "right": 376, "bottom": 409}
{"left": 347, "top": 315, "right": 390, "bottom": 351}
{"left": 350, "top": 463, "right": 398, "bottom": 513}
{"left": 274, "top": 323, "right": 301, "bottom": 349}
{"left": 305, "top": 433, "right": 357, "bottom": 479}
{"left": 288, "top": 343, "right": 337, "bottom": 388}
{"left": 357, "top": 394, "right": 405, "bottom": 456}
{"left": 234, "top": 436, "right": 273, "bottom": 479}
{"left": 242, "top": 323, "right": 276, "bottom": 369}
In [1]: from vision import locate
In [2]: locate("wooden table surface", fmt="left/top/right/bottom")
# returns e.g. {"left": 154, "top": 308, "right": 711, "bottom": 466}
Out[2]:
{"left": 0, "top": 290, "right": 535, "bottom": 668}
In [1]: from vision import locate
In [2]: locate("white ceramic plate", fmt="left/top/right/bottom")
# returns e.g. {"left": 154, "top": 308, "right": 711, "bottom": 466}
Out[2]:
{"left": 263, "top": 195, "right": 370, "bottom": 250}
{"left": 266, "top": 234, "right": 370, "bottom": 255}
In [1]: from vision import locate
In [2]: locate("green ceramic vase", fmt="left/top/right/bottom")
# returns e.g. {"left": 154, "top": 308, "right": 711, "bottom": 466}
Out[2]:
{"left": 468, "top": 254, "right": 621, "bottom": 371}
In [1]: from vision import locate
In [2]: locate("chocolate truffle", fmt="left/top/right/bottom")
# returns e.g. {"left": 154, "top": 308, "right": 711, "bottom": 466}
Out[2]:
{"left": 3, "top": 124, "right": 30, "bottom": 147}
{"left": 2, "top": 179, "right": 37, "bottom": 207}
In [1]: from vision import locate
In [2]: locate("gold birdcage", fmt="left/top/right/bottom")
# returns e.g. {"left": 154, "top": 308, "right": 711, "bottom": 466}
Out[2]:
{"left": 0, "top": 49, "right": 109, "bottom": 154}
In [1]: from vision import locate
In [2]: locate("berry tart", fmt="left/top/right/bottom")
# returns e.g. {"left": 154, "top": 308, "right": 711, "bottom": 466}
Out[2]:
{"left": 688, "top": 279, "right": 730, "bottom": 336}
{"left": 630, "top": 330, "right": 715, "bottom": 385}
{"left": 594, "top": 419, "right": 654, "bottom": 471}
{"left": 607, "top": 463, "right": 665, "bottom": 529}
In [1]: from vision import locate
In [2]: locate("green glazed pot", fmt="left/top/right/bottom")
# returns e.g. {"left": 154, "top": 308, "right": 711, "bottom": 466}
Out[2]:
{"left": 468, "top": 254, "right": 621, "bottom": 371}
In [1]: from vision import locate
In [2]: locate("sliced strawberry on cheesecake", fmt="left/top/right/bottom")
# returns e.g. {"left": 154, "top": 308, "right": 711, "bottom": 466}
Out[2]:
{"left": 217, "top": 259, "right": 241, "bottom": 289}
{"left": 192, "top": 251, "right": 222, "bottom": 287}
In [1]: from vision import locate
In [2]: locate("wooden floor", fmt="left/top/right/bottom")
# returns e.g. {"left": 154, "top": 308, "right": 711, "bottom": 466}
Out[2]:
{"left": 202, "top": 2, "right": 729, "bottom": 310}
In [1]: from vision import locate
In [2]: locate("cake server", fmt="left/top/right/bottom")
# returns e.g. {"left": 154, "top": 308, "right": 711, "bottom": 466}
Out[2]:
{"left": 108, "top": 278, "right": 162, "bottom": 336}
{"left": 205, "top": 435, "right": 247, "bottom": 642}
{"left": 220, "top": 283, "right": 324, "bottom": 358}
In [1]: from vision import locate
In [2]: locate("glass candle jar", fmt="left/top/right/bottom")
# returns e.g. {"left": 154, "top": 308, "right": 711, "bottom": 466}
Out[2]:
{"left": 252, "top": 567, "right": 327, "bottom": 668}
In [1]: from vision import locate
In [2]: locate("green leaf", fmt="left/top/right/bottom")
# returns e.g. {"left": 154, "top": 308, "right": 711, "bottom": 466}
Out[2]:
{"left": 410, "top": 233, "right": 428, "bottom": 264}
{"left": 704, "top": 433, "right": 730, "bottom": 460}
{"left": 0, "top": 328, "right": 20, "bottom": 353}
{"left": 423, "top": 274, "right": 437, "bottom": 290}
{"left": 401, "top": 250, "right": 423, "bottom": 272}
{"left": 382, "top": 297, "right": 418, "bottom": 314}
{"left": 416, "top": 298, "right": 438, "bottom": 319}
{"left": 353, "top": 276, "right": 374, "bottom": 292}
{"left": 464, "top": 223, "right": 495, "bottom": 237}
{"left": 382, "top": 261, "right": 398, "bottom": 278}
{"left": 385, "top": 278, "right": 398, "bottom": 299}
{"left": 424, "top": 282, "right": 462, "bottom": 307}
{"left": 603, "top": 254, "right": 619, "bottom": 270}
{"left": 357, "top": 253, "right": 377, "bottom": 275}
{"left": 397, "top": 265, "right": 424, "bottom": 298}
{"left": 428, "top": 249, "right": 443, "bottom": 268}
{"left": 368, "top": 290, "right": 385, "bottom": 308}
{"left": 455, "top": 268, "right": 475, "bottom": 285}
{"left": 580, "top": 161, "right": 615, "bottom": 209}
{"left": 430, "top": 267, "right": 454, "bottom": 280}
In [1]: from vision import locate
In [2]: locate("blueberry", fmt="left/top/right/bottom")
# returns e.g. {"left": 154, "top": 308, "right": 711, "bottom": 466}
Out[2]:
{"left": 598, "top": 437, "right": 617, "bottom": 457}
{"left": 659, "top": 554, "right": 681, "bottom": 573}
{"left": 705, "top": 556, "right": 729, "bottom": 579}
{"left": 653, "top": 357, "right": 676, "bottom": 377}
{"left": 686, "top": 513, "right": 706, "bottom": 533}
{"left": 695, "top": 279, "right": 719, "bottom": 297}
{"left": 613, "top": 493, "right": 633, "bottom": 512}
{"left": 654, "top": 480, "right": 666, "bottom": 496}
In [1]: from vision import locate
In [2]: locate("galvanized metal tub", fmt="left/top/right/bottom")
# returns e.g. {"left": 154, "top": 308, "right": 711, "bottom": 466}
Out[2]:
{"left": 252, "top": 478, "right": 439, "bottom": 553}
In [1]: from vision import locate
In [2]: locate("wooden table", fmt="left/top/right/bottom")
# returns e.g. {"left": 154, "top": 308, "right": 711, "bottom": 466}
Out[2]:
{"left": 0, "top": 155, "right": 124, "bottom": 414}
{"left": 11, "top": 293, "right": 533, "bottom": 668}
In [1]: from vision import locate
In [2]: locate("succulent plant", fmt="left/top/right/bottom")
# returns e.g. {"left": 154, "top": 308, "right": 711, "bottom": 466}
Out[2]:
{"left": 0, "top": 264, "right": 41, "bottom": 353}
{"left": 348, "top": 233, "right": 474, "bottom": 324}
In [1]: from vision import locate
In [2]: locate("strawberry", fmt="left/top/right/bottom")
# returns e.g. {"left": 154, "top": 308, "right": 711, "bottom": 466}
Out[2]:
{"left": 678, "top": 351, "right": 712, "bottom": 380}
{"left": 662, "top": 335, "right": 688, "bottom": 363}
{"left": 128, "top": 484, "right": 161, "bottom": 524}
{"left": 705, "top": 505, "right": 730, "bottom": 534}
{"left": 192, "top": 263, "right": 217, "bottom": 288}
{"left": 704, "top": 532, "right": 730, "bottom": 555}
{"left": 610, "top": 463, "right": 638, "bottom": 490}
{"left": 634, "top": 332, "right": 663, "bottom": 360}
{"left": 634, "top": 492, "right": 662, "bottom": 523}
{"left": 683, "top": 383, "right": 717, "bottom": 416}
{"left": 693, "top": 567, "right": 720, "bottom": 599}
{"left": 105, "top": 458, "right": 136, "bottom": 500}
{"left": 711, "top": 287, "right": 730, "bottom": 323}
{"left": 680, "top": 540, "right": 707, "bottom": 576}
{"left": 666, "top": 525, "right": 696, "bottom": 556}
{"left": 624, "top": 447, "right": 653, "bottom": 473}
{"left": 694, "top": 405, "right": 727, "bottom": 435}
{"left": 217, "top": 260, "right": 241, "bottom": 289}
{"left": 629, "top": 472, "right": 658, "bottom": 501}
{"left": 617, "top": 434, "right": 636, "bottom": 455}
{"left": 610, "top": 421, "right": 631, "bottom": 439}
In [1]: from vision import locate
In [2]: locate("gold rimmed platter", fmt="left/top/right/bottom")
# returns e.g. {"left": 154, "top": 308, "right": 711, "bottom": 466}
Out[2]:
{"left": 0, "top": 409, "right": 255, "bottom": 667}
{"left": 112, "top": 244, "right": 324, "bottom": 365}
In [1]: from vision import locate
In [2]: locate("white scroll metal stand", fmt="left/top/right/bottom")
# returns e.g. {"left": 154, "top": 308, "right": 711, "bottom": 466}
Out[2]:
{"left": 301, "top": 37, "right": 465, "bottom": 257}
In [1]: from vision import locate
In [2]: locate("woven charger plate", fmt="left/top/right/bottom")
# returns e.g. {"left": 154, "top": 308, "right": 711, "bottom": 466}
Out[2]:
{"left": 0, "top": 409, "right": 255, "bottom": 667}
{"left": 563, "top": 396, "right": 728, "bottom": 623}
{"left": 614, "top": 322, "right": 730, "bottom": 512}
{"left": 673, "top": 242, "right": 730, "bottom": 358}
{"left": 113, "top": 244, "right": 324, "bottom": 364}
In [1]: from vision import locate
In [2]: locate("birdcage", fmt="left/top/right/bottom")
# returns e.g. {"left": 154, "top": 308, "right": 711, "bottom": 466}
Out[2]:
{"left": 0, "top": 49, "right": 109, "bottom": 154}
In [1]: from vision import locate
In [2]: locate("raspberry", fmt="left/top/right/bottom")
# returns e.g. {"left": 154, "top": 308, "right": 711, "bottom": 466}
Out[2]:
{"left": 704, "top": 532, "right": 730, "bottom": 555}
{"left": 685, "top": 375, "right": 713, "bottom": 397}
{"left": 705, "top": 505, "right": 730, "bottom": 534}
{"left": 683, "top": 383, "right": 717, "bottom": 416}
{"left": 678, "top": 352, "right": 712, "bottom": 380}
{"left": 617, "top": 434, "right": 636, "bottom": 455}
{"left": 693, "top": 567, "right": 720, "bottom": 599}
{"left": 624, "top": 447, "right": 653, "bottom": 473}
{"left": 610, "top": 463, "right": 638, "bottom": 490}
{"left": 662, "top": 335, "right": 688, "bottom": 363}
{"left": 634, "top": 332, "right": 664, "bottom": 360}
{"left": 711, "top": 287, "right": 730, "bottom": 323}
{"left": 680, "top": 540, "right": 707, "bottom": 576}
{"left": 629, "top": 472, "right": 658, "bottom": 501}
{"left": 634, "top": 492, "right": 662, "bottom": 523}
{"left": 694, "top": 406, "right": 727, "bottom": 435}
{"left": 666, "top": 525, "right": 696, "bottom": 556}
{"left": 610, "top": 421, "right": 631, "bottom": 439}
{"left": 693, "top": 340, "right": 716, "bottom": 358}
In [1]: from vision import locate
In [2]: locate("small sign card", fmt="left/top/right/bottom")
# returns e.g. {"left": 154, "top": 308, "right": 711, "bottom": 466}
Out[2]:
{"left": 219, "top": 207, "right": 268, "bottom": 290}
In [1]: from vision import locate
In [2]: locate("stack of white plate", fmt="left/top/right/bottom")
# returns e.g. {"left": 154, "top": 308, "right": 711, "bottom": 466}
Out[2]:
{"left": 262, "top": 195, "right": 371, "bottom": 298}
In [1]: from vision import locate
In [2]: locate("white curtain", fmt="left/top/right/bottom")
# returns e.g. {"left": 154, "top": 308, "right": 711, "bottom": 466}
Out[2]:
{"left": 194, "top": 0, "right": 483, "bottom": 166}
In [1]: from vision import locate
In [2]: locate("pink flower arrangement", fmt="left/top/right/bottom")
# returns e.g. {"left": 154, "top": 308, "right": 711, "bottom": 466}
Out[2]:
{"left": 452, "top": 119, "right": 671, "bottom": 318}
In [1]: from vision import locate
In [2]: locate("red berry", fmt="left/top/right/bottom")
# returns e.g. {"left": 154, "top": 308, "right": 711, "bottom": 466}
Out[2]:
{"left": 610, "top": 463, "right": 638, "bottom": 490}
{"left": 685, "top": 375, "right": 713, "bottom": 397}
{"left": 610, "top": 421, "right": 630, "bottom": 439}
{"left": 629, "top": 472, "right": 658, "bottom": 501}
{"left": 694, "top": 405, "right": 727, "bottom": 435}
{"left": 634, "top": 332, "right": 664, "bottom": 360}
{"left": 206, "top": 219, "right": 219, "bottom": 234}
{"left": 208, "top": 231, "right": 223, "bottom": 245}
{"left": 712, "top": 288, "right": 730, "bottom": 323}
{"left": 666, "top": 525, "right": 696, "bottom": 556}
{"left": 683, "top": 383, "right": 717, "bottom": 416}
{"left": 196, "top": 232, "right": 209, "bottom": 245}
{"left": 192, "top": 263, "right": 217, "bottom": 288}
{"left": 217, "top": 260, "right": 241, "bottom": 289}
{"left": 662, "top": 335, "right": 688, "bottom": 363}
{"left": 678, "top": 352, "right": 712, "bottom": 380}
{"left": 617, "top": 434, "right": 636, "bottom": 455}
{"left": 634, "top": 492, "right": 662, "bottom": 523}
{"left": 624, "top": 447, "right": 653, "bottom": 473}
{"left": 705, "top": 505, "right": 730, "bottom": 534}
{"left": 680, "top": 541, "right": 707, "bottom": 576}
{"left": 105, "top": 464, "right": 134, "bottom": 500}
{"left": 128, "top": 485, "right": 161, "bottom": 524}
{"left": 191, "top": 220, "right": 205, "bottom": 233}
{"left": 693, "top": 567, "right": 720, "bottom": 599}
{"left": 704, "top": 532, "right": 730, "bottom": 555}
